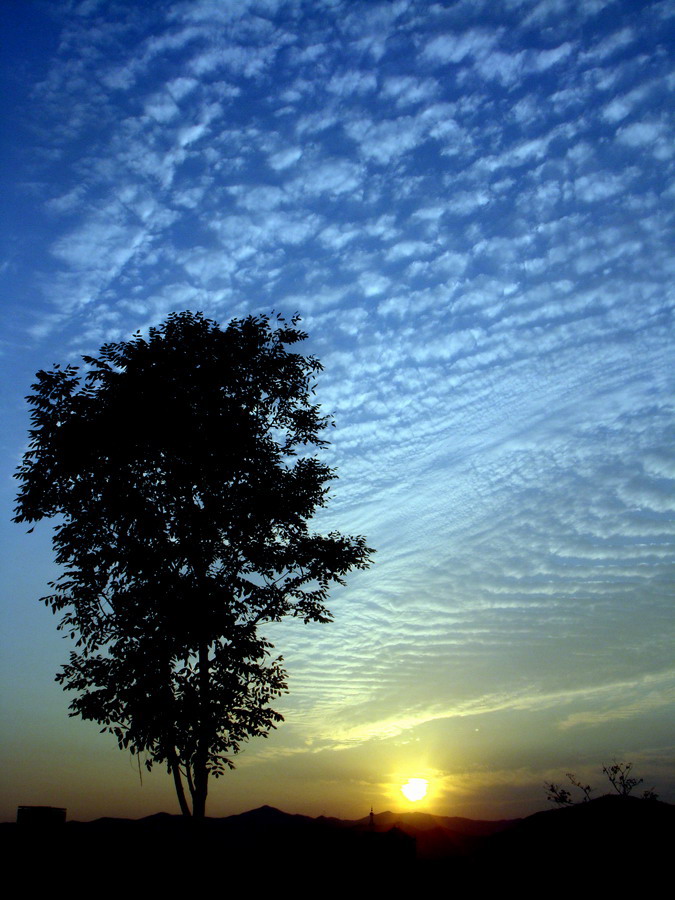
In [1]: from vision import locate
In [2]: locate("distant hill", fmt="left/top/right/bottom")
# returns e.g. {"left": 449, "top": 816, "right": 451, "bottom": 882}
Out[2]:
{"left": 478, "top": 794, "right": 674, "bottom": 889}
{"left": 339, "top": 808, "right": 518, "bottom": 860}
{"left": 351, "top": 808, "right": 517, "bottom": 836}
{"left": 3, "top": 795, "right": 671, "bottom": 888}
{"left": 486, "top": 793, "right": 673, "bottom": 857}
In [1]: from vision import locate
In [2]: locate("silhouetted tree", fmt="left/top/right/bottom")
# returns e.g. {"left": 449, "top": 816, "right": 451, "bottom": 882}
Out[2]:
{"left": 14, "top": 311, "right": 372, "bottom": 818}
{"left": 545, "top": 783, "right": 574, "bottom": 806}
{"left": 602, "top": 761, "right": 643, "bottom": 797}
{"left": 546, "top": 761, "right": 656, "bottom": 807}
{"left": 566, "top": 772, "right": 593, "bottom": 802}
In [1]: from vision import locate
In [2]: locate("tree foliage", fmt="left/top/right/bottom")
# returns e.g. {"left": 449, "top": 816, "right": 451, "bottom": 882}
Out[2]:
{"left": 602, "top": 761, "right": 643, "bottom": 797}
{"left": 545, "top": 761, "right": 657, "bottom": 807}
{"left": 14, "top": 311, "right": 372, "bottom": 817}
{"left": 545, "top": 783, "right": 574, "bottom": 807}
{"left": 566, "top": 772, "right": 594, "bottom": 803}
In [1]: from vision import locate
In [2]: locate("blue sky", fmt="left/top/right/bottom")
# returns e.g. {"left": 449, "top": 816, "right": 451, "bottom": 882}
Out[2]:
{"left": 1, "top": 0, "right": 673, "bottom": 822}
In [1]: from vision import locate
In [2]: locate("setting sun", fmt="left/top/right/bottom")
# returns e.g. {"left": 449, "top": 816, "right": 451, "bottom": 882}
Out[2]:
{"left": 401, "top": 778, "right": 428, "bottom": 802}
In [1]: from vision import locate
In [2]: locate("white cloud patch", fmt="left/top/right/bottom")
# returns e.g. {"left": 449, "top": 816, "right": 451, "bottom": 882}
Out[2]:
{"left": 574, "top": 171, "right": 630, "bottom": 202}
{"left": 531, "top": 41, "right": 573, "bottom": 70}
{"left": 289, "top": 159, "right": 365, "bottom": 197}
{"left": 616, "top": 120, "right": 670, "bottom": 150}
{"left": 601, "top": 83, "right": 652, "bottom": 122}
{"left": 228, "top": 184, "right": 287, "bottom": 211}
{"left": 345, "top": 114, "right": 427, "bottom": 163}
{"left": 584, "top": 25, "right": 635, "bottom": 60}
{"left": 268, "top": 146, "right": 303, "bottom": 170}
{"left": 385, "top": 240, "right": 434, "bottom": 261}
{"left": 445, "top": 190, "right": 492, "bottom": 216}
{"left": 327, "top": 70, "right": 377, "bottom": 96}
{"left": 380, "top": 75, "right": 438, "bottom": 107}
{"left": 422, "top": 28, "right": 498, "bottom": 65}
{"left": 473, "top": 49, "right": 526, "bottom": 86}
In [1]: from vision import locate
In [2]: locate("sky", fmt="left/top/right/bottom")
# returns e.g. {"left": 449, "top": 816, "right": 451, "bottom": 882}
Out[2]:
{"left": 1, "top": 0, "right": 673, "bottom": 823}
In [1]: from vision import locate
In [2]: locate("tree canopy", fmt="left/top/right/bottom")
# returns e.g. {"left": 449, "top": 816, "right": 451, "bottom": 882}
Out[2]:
{"left": 14, "top": 310, "right": 372, "bottom": 817}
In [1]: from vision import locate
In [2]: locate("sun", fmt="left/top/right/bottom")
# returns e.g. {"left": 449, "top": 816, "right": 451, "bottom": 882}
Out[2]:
{"left": 400, "top": 777, "right": 428, "bottom": 802}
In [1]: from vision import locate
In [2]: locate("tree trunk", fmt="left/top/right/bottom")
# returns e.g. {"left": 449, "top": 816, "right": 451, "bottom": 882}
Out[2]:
{"left": 192, "top": 640, "right": 210, "bottom": 820}
{"left": 170, "top": 754, "right": 192, "bottom": 817}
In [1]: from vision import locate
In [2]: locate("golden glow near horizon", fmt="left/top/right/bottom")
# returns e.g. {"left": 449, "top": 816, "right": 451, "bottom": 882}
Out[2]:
{"left": 400, "top": 778, "right": 428, "bottom": 802}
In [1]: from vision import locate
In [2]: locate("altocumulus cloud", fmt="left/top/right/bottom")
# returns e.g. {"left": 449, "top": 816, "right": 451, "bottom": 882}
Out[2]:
{"left": 1, "top": 0, "right": 673, "bottom": 817}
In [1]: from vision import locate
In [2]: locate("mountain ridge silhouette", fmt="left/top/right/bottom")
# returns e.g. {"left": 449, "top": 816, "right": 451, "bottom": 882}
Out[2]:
{"left": 3, "top": 794, "right": 671, "bottom": 889}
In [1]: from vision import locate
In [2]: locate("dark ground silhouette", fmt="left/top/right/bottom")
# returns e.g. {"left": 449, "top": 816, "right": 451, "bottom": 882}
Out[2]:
{"left": 3, "top": 794, "right": 671, "bottom": 890}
